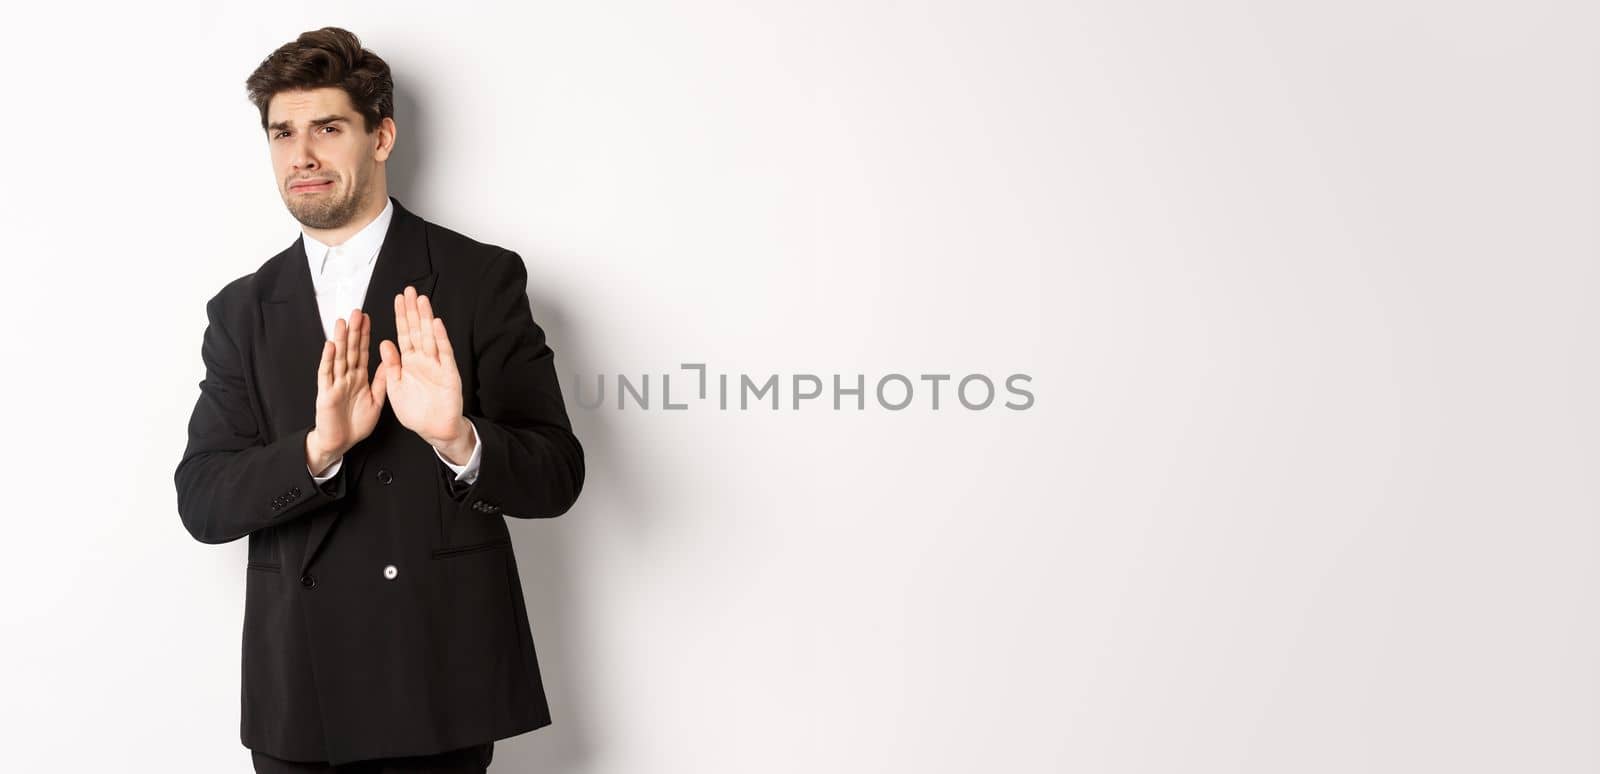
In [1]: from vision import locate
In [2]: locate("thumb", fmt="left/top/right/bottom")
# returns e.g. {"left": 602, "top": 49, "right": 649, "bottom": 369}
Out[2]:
{"left": 370, "top": 361, "right": 389, "bottom": 405}
{"left": 379, "top": 339, "right": 400, "bottom": 379}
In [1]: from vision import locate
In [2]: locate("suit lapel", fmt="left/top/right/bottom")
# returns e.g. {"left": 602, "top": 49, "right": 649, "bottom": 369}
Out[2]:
{"left": 258, "top": 196, "right": 438, "bottom": 576}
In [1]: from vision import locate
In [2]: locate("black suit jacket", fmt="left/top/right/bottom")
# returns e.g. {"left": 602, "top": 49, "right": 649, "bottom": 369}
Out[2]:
{"left": 174, "top": 196, "right": 584, "bottom": 765}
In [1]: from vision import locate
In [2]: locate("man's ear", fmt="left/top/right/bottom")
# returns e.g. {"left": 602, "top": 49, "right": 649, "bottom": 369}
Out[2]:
{"left": 373, "top": 116, "right": 397, "bottom": 163}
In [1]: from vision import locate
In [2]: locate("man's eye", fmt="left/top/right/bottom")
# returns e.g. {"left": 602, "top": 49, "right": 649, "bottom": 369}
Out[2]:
{"left": 319, "top": 126, "right": 337, "bottom": 134}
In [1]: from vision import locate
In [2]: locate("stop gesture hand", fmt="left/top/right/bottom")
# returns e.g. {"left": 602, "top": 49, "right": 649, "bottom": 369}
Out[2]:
{"left": 378, "top": 285, "right": 474, "bottom": 464}
{"left": 306, "top": 309, "right": 386, "bottom": 475}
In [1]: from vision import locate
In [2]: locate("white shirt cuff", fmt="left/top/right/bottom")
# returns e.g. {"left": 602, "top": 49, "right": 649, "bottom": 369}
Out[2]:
{"left": 435, "top": 419, "right": 482, "bottom": 485}
{"left": 309, "top": 455, "right": 343, "bottom": 484}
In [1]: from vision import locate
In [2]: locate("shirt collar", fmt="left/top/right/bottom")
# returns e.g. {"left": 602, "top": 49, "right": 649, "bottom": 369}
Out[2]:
{"left": 302, "top": 196, "right": 396, "bottom": 277}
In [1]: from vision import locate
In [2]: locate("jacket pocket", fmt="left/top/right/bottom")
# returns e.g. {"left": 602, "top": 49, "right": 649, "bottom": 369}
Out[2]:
{"left": 434, "top": 469, "right": 513, "bottom": 557}
{"left": 431, "top": 537, "right": 512, "bottom": 560}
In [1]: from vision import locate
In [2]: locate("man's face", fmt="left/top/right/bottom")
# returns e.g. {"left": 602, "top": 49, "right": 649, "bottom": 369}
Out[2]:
{"left": 266, "top": 87, "right": 394, "bottom": 230}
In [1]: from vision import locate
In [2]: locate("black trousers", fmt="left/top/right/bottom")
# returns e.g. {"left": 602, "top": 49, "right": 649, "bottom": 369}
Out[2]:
{"left": 251, "top": 742, "right": 494, "bottom": 773}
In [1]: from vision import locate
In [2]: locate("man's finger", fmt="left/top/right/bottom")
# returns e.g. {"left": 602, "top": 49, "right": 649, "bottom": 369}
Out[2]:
{"left": 403, "top": 286, "right": 422, "bottom": 354}
{"left": 394, "top": 293, "right": 411, "bottom": 354}
{"left": 431, "top": 317, "right": 454, "bottom": 363}
{"left": 416, "top": 294, "right": 437, "bottom": 359}
{"left": 380, "top": 339, "right": 400, "bottom": 381}
{"left": 318, "top": 339, "right": 334, "bottom": 389}
{"left": 332, "top": 318, "right": 347, "bottom": 381}
{"left": 370, "top": 357, "right": 388, "bottom": 406}
{"left": 345, "top": 309, "right": 362, "bottom": 372}
{"left": 357, "top": 311, "right": 372, "bottom": 379}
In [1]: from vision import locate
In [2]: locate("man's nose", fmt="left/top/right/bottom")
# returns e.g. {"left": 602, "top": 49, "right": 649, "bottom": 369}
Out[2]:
{"left": 290, "top": 135, "right": 318, "bottom": 172}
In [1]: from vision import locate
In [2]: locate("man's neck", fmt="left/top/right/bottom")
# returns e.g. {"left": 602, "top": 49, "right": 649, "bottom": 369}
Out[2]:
{"left": 303, "top": 190, "right": 390, "bottom": 247}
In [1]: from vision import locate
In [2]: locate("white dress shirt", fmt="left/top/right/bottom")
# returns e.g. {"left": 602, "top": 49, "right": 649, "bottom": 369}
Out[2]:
{"left": 302, "top": 196, "right": 482, "bottom": 485}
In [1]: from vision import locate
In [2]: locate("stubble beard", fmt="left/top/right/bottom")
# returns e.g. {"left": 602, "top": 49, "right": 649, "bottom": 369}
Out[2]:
{"left": 285, "top": 172, "right": 371, "bottom": 230}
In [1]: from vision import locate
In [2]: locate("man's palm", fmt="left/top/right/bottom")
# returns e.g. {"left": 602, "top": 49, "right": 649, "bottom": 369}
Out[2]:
{"left": 313, "top": 309, "right": 387, "bottom": 455}
{"left": 379, "top": 286, "right": 464, "bottom": 444}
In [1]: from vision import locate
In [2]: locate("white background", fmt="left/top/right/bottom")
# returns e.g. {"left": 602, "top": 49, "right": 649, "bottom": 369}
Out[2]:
{"left": 1, "top": 2, "right": 1596, "bottom": 772}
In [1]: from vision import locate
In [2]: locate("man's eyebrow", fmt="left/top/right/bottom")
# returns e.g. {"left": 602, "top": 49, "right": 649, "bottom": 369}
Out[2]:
{"left": 265, "top": 115, "right": 351, "bottom": 133}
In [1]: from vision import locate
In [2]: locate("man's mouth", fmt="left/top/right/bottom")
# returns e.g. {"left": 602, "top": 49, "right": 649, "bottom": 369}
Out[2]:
{"left": 290, "top": 179, "right": 334, "bottom": 193}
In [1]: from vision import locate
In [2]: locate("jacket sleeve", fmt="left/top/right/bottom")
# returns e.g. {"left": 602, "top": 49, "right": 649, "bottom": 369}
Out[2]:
{"left": 175, "top": 291, "right": 350, "bottom": 544}
{"left": 442, "top": 249, "right": 585, "bottom": 519}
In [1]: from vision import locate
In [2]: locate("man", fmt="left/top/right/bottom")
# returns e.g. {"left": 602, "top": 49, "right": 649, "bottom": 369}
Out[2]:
{"left": 173, "top": 27, "right": 585, "bottom": 773}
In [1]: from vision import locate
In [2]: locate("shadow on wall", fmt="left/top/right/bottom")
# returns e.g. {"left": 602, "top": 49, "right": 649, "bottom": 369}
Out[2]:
{"left": 387, "top": 85, "right": 427, "bottom": 205}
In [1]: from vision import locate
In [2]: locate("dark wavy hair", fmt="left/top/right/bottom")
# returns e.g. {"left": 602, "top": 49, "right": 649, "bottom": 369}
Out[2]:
{"left": 245, "top": 27, "right": 394, "bottom": 134}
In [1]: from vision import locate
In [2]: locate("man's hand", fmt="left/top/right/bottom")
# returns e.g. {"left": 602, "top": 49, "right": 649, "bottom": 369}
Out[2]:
{"left": 379, "top": 286, "right": 473, "bottom": 464}
{"left": 306, "top": 308, "right": 388, "bottom": 475}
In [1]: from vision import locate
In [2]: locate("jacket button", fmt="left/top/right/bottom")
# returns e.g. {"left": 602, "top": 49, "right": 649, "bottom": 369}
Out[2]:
{"left": 290, "top": 486, "right": 301, "bottom": 496}
{"left": 383, "top": 564, "right": 398, "bottom": 580}
{"left": 300, "top": 573, "right": 316, "bottom": 588}
{"left": 376, "top": 468, "right": 393, "bottom": 484}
